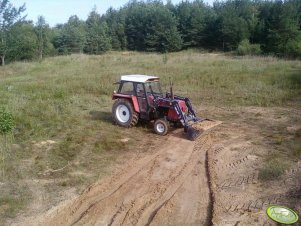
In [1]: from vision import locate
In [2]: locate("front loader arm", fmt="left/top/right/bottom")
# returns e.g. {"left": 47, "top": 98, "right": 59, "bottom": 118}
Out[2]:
{"left": 166, "top": 93, "right": 197, "bottom": 117}
{"left": 171, "top": 100, "right": 187, "bottom": 127}
{"left": 171, "top": 98, "right": 209, "bottom": 141}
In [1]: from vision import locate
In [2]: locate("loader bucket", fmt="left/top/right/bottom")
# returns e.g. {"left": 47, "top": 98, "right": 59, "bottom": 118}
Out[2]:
{"left": 186, "top": 119, "right": 222, "bottom": 141}
{"left": 187, "top": 126, "right": 202, "bottom": 141}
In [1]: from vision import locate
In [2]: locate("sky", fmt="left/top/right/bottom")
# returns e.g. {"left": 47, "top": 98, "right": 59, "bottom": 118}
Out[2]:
{"left": 11, "top": 0, "right": 213, "bottom": 27}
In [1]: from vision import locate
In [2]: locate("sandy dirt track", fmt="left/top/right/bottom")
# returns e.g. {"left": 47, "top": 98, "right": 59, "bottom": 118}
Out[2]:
{"left": 18, "top": 115, "right": 301, "bottom": 226}
{"left": 31, "top": 131, "right": 213, "bottom": 226}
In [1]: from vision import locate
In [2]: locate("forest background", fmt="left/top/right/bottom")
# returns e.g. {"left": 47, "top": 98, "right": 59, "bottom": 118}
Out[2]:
{"left": 0, "top": 0, "right": 301, "bottom": 66}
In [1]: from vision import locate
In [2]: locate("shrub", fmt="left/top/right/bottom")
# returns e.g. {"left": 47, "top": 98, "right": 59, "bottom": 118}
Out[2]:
{"left": 237, "top": 39, "right": 262, "bottom": 56}
{"left": 0, "top": 109, "right": 15, "bottom": 135}
{"left": 286, "top": 39, "right": 301, "bottom": 59}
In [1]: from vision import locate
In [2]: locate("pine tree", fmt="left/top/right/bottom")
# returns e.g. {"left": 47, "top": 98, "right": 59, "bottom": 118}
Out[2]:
{"left": 214, "top": 0, "right": 258, "bottom": 51}
{"left": 85, "top": 8, "right": 111, "bottom": 54}
{"left": 125, "top": 1, "right": 182, "bottom": 52}
{"left": 105, "top": 7, "right": 127, "bottom": 50}
{"left": 52, "top": 16, "right": 86, "bottom": 54}
{"left": 65, "top": 15, "right": 86, "bottom": 53}
{"left": 176, "top": 0, "right": 210, "bottom": 48}
{"left": 266, "top": 0, "right": 301, "bottom": 57}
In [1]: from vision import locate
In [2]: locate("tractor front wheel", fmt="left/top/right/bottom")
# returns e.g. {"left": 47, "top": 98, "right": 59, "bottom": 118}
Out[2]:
{"left": 154, "top": 118, "right": 169, "bottom": 136}
{"left": 112, "top": 99, "right": 138, "bottom": 127}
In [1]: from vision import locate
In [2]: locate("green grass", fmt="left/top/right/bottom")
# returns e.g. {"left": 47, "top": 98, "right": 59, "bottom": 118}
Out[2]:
{"left": 0, "top": 51, "right": 300, "bottom": 223}
{"left": 259, "top": 158, "right": 289, "bottom": 181}
{"left": 2, "top": 52, "right": 299, "bottom": 143}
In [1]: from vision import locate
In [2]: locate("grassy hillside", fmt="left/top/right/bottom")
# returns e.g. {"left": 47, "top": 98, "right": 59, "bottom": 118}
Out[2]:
{"left": 0, "top": 51, "right": 300, "bottom": 223}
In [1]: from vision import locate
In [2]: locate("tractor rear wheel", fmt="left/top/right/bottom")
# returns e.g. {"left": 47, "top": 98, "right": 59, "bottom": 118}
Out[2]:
{"left": 154, "top": 118, "right": 169, "bottom": 136}
{"left": 112, "top": 99, "right": 138, "bottom": 127}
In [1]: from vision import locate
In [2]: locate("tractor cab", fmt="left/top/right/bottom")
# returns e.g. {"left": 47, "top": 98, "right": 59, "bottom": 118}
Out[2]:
{"left": 113, "top": 75, "right": 163, "bottom": 120}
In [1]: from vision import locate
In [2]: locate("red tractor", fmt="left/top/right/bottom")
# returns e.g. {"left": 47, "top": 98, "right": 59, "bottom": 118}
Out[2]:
{"left": 112, "top": 74, "right": 208, "bottom": 140}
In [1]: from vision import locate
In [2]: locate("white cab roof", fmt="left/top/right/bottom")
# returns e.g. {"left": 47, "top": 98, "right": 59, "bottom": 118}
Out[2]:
{"left": 121, "top": 74, "right": 159, "bottom": 83}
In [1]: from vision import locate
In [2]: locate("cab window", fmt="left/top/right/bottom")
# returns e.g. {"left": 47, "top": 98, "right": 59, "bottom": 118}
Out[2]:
{"left": 120, "top": 82, "right": 134, "bottom": 95}
{"left": 136, "top": 83, "right": 145, "bottom": 97}
{"left": 145, "top": 82, "right": 162, "bottom": 96}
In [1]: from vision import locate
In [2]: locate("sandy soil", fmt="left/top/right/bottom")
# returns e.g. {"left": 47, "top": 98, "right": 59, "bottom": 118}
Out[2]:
{"left": 209, "top": 125, "right": 301, "bottom": 226}
{"left": 11, "top": 106, "right": 301, "bottom": 226}
{"left": 21, "top": 128, "right": 212, "bottom": 226}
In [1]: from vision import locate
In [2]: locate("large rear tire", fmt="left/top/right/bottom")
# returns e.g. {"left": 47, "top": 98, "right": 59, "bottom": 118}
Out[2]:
{"left": 112, "top": 99, "right": 139, "bottom": 127}
{"left": 154, "top": 118, "right": 169, "bottom": 136}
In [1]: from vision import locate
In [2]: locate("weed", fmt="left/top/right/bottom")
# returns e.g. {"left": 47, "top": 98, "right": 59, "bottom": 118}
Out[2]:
{"left": 273, "top": 134, "right": 285, "bottom": 145}
{"left": 53, "top": 89, "right": 66, "bottom": 99}
{"left": 93, "top": 136, "right": 127, "bottom": 153}
{"left": 0, "top": 108, "right": 14, "bottom": 135}
{"left": 0, "top": 184, "right": 30, "bottom": 221}
{"left": 0, "top": 109, "right": 15, "bottom": 181}
{"left": 49, "top": 137, "right": 80, "bottom": 170}
{"left": 287, "top": 139, "right": 301, "bottom": 156}
{"left": 259, "top": 158, "right": 289, "bottom": 181}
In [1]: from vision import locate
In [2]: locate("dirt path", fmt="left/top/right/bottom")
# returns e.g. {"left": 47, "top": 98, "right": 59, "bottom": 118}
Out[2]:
{"left": 18, "top": 109, "right": 301, "bottom": 226}
{"left": 27, "top": 131, "right": 213, "bottom": 226}
{"left": 208, "top": 125, "right": 301, "bottom": 226}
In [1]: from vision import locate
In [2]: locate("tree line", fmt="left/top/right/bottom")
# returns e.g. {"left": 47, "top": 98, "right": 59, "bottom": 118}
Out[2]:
{"left": 0, "top": 0, "right": 300, "bottom": 65}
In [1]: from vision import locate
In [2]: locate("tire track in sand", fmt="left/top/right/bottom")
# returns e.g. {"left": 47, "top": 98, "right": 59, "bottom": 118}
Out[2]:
{"left": 27, "top": 132, "right": 214, "bottom": 226}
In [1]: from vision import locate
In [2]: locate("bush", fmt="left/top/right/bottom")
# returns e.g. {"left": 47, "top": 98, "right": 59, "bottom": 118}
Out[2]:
{"left": 286, "top": 39, "right": 301, "bottom": 59}
{"left": 237, "top": 39, "right": 262, "bottom": 56}
{"left": 0, "top": 109, "right": 15, "bottom": 135}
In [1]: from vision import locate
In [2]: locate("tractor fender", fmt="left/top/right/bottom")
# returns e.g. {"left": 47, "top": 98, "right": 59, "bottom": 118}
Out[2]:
{"left": 112, "top": 93, "right": 140, "bottom": 113}
{"left": 131, "top": 96, "right": 140, "bottom": 113}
